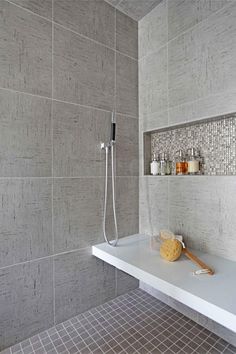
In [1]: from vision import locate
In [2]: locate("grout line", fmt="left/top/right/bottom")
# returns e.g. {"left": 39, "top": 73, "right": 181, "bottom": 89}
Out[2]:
{"left": 0, "top": 87, "right": 138, "bottom": 119}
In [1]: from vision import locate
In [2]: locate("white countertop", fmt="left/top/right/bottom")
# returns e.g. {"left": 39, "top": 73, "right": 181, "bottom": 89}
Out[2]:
{"left": 92, "top": 234, "right": 236, "bottom": 333}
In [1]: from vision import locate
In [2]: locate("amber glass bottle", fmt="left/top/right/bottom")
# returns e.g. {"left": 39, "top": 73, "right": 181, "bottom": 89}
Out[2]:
{"left": 175, "top": 150, "right": 188, "bottom": 175}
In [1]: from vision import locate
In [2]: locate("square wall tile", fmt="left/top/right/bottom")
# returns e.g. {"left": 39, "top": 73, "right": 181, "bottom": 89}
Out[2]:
{"left": 9, "top": 0, "right": 52, "bottom": 19}
{"left": 54, "top": 248, "right": 116, "bottom": 324}
{"left": 53, "top": 101, "right": 111, "bottom": 177}
{"left": 0, "top": 258, "right": 54, "bottom": 350}
{"left": 53, "top": 25, "right": 115, "bottom": 110}
{"left": 116, "top": 53, "right": 138, "bottom": 117}
{"left": 139, "top": 46, "right": 168, "bottom": 116}
{"left": 168, "top": 0, "right": 231, "bottom": 41}
{"left": 54, "top": 0, "right": 115, "bottom": 48}
{"left": 106, "top": 177, "right": 139, "bottom": 239}
{"left": 168, "top": 2, "right": 236, "bottom": 108}
{"left": 53, "top": 178, "right": 104, "bottom": 254}
{"left": 116, "top": 115, "right": 139, "bottom": 176}
{"left": 139, "top": 177, "right": 168, "bottom": 236}
{"left": 0, "top": 90, "right": 51, "bottom": 177}
{"left": 116, "top": 269, "right": 139, "bottom": 296}
{"left": 0, "top": 1, "right": 52, "bottom": 97}
{"left": 116, "top": 10, "right": 138, "bottom": 59}
{"left": 0, "top": 179, "right": 52, "bottom": 268}
{"left": 169, "top": 176, "right": 236, "bottom": 261}
{"left": 139, "top": 0, "right": 167, "bottom": 59}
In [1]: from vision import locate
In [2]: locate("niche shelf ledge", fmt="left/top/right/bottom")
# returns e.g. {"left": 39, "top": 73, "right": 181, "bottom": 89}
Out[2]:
{"left": 92, "top": 234, "right": 236, "bottom": 333}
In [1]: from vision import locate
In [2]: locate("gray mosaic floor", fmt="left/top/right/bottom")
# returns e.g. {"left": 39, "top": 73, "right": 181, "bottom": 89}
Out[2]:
{"left": 1, "top": 289, "right": 236, "bottom": 354}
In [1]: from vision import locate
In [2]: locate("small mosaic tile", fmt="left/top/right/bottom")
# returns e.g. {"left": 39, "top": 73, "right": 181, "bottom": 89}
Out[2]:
{"left": 151, "top": 114, "right": 236, "bottom": 175}
{"left": 1, "top": 289, "right": 236, "bottom": 354}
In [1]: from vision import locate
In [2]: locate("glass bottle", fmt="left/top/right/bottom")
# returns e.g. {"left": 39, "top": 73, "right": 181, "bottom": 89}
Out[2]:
{"left": 165, "top": 153, "right": 172, "bottom": 175}
{"left": 150, "top": 153, "right": 159, "bottom": 175}
{"left": 187, "top": 148, "right": 200, "bottom": 175}
{"left": 160, "top": 153, "right": 167, "bottom": 176}
{"left": 175, "top": 150, "right": 188, "bottom": 175}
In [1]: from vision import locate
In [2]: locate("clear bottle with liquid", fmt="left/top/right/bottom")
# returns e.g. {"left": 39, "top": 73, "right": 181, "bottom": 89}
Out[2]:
{"left": 187, "top": 148, "right": 200, "bottom": 175}
{"left": 150, "top": 153, "right": 159, "bottom": 175}
{"left": 175, "top": 150, "right": 188, "bottom": 175}
{"left": 165, "top": 153, "right": 172, "bottom": 175}
{"left": 160, "top": 153, "right": 167, "bottom": 176}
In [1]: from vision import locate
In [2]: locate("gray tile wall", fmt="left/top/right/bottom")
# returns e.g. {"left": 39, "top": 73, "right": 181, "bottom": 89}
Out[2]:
{"left": 0, "top": 0, "right": 138, "bottom": 350}
{"left": 139, "top": 0, "right": 236, "bottom": 340}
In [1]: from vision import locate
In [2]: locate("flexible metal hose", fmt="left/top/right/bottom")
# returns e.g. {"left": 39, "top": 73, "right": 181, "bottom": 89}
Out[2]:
{"left": 102, "top": 144, "right": 118, "bottom": 247}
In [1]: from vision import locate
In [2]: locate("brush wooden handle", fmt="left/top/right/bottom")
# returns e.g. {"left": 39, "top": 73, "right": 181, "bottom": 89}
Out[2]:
{"left": 182, "top": 248, "right": 214, "bottom": 275}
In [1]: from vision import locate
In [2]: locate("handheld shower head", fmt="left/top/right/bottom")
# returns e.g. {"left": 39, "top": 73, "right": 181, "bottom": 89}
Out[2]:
{"left": 110, "top": 111, "right": 116, "bottom": 144}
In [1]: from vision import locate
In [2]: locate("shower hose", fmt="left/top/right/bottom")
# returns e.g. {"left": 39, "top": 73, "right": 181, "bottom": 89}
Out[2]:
{"left": 103, "top": 144, "right": 119, "bottom": 246}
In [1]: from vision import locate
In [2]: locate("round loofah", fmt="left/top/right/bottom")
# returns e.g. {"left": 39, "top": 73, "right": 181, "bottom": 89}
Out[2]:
{"left": 160, "top": 239, "right": 182, "bottom": 262}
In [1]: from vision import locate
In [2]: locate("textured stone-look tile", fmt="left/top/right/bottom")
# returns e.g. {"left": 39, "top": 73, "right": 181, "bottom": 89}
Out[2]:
{"left": 0, "top": 179, "right": 52, "bottom": 268}
{"left": 168, "top": 2, "right": 236, "bottom": 109}
{"left": 116, "top": 115, "right": 138, "bottom": 176}
{"left": 139, "top": 0, "right": 167, "bottom": 59}
{"left": 0, "top": 258, "right": 53, "bottom": 350}
{"left": 117, "top": 0, "right": 163, "bottom": 21}
{"left": 54, "top": 248, "right": 115, "bottom": 323}
{"left": 139, "top": 46, "right": 168, "bottom": 116}
{"left": 0, "top": 90, "right": 51, "bottom": 177}
{"left": 116, "top": 10, "right": 138, "bottom": 59}
{"left": 106, "top": 177, "right": 139, "bottom": 239}
{"left": 116, "top": 269, "right": 138, "bottom": 296}
{"left": 54, "top": 0, "right": 115, "bottom": 47}
{"left": 139, "top": 177, "right": 168, "bottom": 236}
{"left": 169, "top": 90, "right": 236, "bottom": 126}
{"left": 140, "top": 110, "right": 168, "bottom": 132}
{"left": 168, "top": 0, "right": 231, "bottom": 41}
{"left": 105, "top": 0, "right": 121, "bottom": 6}
{"left": 54, "top": 25, "right": 115, "bottom": 110}
{"left": 169, "top": 176, "right": 236, "bottom": 261}
{"left": 9, "top": 0, "right": 52, "bottom": 19}
{"left": 53, "top": 178, "right": 104, "bottom": 253}
{"left": 116, "top": 53, "right": 138, "bottom": 117}
{"left": 53, "top": 101, "right": 111, "bottom": 177}
{"left": 0, "top": 1, "right": 52, "bottom": 97}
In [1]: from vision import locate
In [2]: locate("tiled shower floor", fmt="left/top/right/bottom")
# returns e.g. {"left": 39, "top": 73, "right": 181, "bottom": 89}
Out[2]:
{"left": 2, "top": 289, "right": 236, "bottom": 354}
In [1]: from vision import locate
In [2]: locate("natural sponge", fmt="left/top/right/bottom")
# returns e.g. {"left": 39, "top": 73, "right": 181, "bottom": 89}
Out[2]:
{"left": 160, "top": 239, "right": 182, "bottom": 262}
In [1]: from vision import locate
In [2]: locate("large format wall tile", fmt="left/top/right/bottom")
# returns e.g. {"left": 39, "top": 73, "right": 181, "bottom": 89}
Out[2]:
{"left": 138, "top": 0, "right": 167, "bottom": 59}
{"left": 53, "top": 178, "right": 104, "bottom": 253}
{"left": 0, "top": 179, "right": 52, "bottom": 268}
{"left": 116, "top": 10, "right": 138, "bottom": 59}
{"left": 168, "top": 0, "right": 231, "bottom": 41}
{"left": 0, "top": 90, "right": 51, "bottom": 177}
{"left": 139, "top": 46, "right": 168, "bottom": 116}
{"left": 0, "top": 258, "right": 54, "bottom": 350}
{"left": 139, "top": 177, "right": 168, "bottom": 236}
{"left": 116, "top": 53, "right": 138, "bottom": 117}
{"left": 54, "top": 248, "right": 115, "bottom": 323}
{"left": 0, "top": 1, "right": 52, "bottom": 97}
{"left": 116, "top": 269, "right": 139, "bottom": 296}
{"left": 9, "top": 0, "right": 52, "bottom": 19}
{"left": 106, "top": 177, "right": 139, "bottom": 239}
{"left": 168, "top": 2, "right": 236, "bottom": 109}
{"left": 116, "top": 115, "right": 139, "bottom": 176}
{"left": 169, "top": 177, "right": 236, "bottom": 261}
{"left": 54, "top": 25, "right": 115, "bottom": 110}
{"left": 117, "top": 0, "right": 163, "bottom": 22}
{"left": 54, "top": 0, "right": 115, "bottom": 48}
{"left": 53, "top": 101, "right": 110, "bottom": 177}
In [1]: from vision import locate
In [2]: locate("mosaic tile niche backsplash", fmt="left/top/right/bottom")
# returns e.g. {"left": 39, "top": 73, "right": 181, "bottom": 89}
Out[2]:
{"left": 151, "top": 114, "right": 236, "bottom": 175}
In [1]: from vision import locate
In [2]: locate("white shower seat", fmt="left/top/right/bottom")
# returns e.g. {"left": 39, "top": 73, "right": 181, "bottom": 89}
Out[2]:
{"left": 92, "top": 234, "right": 236, "bottom": 333}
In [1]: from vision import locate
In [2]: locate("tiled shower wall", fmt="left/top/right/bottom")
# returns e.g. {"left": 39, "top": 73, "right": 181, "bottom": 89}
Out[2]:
{"left": 0, "top": 0, "right": 138, "bottom": 350}
{"left": 139, "top": 0, "right": 236, "bottom": 262}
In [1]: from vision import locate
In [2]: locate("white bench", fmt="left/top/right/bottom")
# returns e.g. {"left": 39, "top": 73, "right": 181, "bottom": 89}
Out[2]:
{"left": 92, "top": 234, "right": 236, "bottom": 333}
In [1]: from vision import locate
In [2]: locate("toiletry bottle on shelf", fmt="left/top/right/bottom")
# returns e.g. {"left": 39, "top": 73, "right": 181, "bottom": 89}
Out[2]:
{"left": 150, "top": 154, "right": 159, "bottom": 175}
{"left": 175, "top": 150, "right": 188, "bottom": 175}
{"left": 187, "top": 148, "right": 200, "bottom": 175}
{"left": 165, "top": 153, "right": 172, "bottom": 175}
{"left": 160, "top": 153, "right": 167, "bottom": 176}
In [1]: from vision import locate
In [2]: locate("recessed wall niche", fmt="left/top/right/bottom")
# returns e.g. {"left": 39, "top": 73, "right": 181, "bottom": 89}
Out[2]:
{"left": 143, "top": 113, "right": 236, "bottom": 176}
